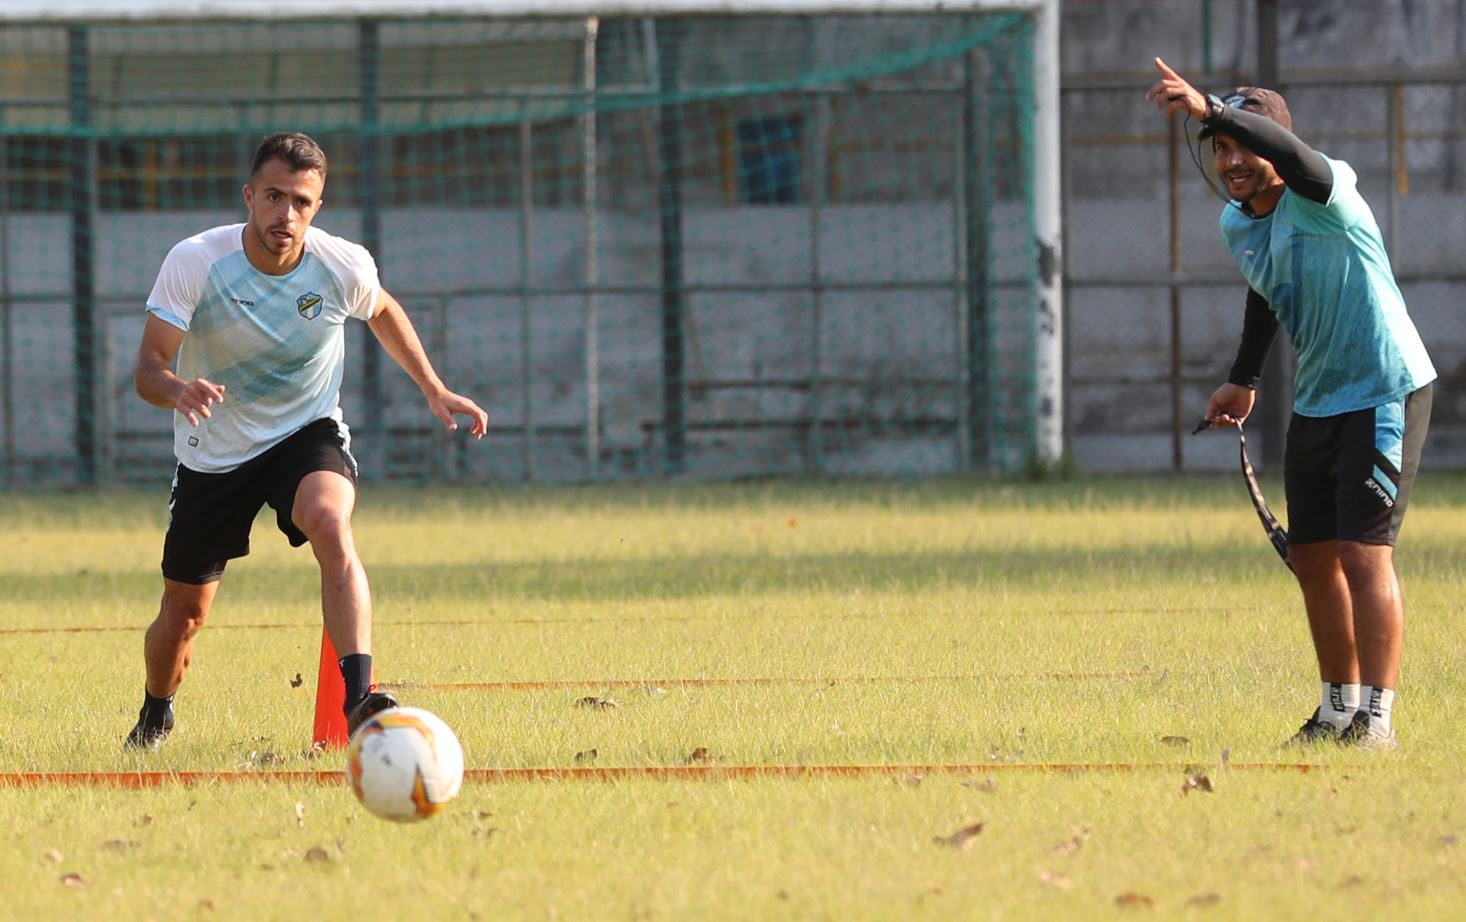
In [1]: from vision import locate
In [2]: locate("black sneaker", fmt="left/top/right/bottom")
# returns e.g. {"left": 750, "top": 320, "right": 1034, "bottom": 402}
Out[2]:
{"left": 1282, "top": 708, "right": 1340, "bottom": 747}
{"left": 345, "top": 690, "right": 399, "bottom": 737}
{"left": 123, "top": 707, "right": 174, "bottom": 751}
{"left": 1338, "top": 709, "right": 1398, "bottom": 751}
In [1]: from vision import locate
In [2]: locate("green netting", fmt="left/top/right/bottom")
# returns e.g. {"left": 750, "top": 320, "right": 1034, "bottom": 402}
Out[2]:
{"left": 0, "top": 13, "right": 1038, "bottom": 485}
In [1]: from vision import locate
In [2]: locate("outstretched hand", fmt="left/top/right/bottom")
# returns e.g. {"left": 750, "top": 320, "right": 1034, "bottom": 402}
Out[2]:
{"left": 427, "top": 390, "right": 489, "bottom": 439}
{"left": 1145, "top": 57, "right": 1208, "bottom": 122}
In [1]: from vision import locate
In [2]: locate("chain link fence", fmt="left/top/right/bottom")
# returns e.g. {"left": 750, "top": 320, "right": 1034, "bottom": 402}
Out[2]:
{"left": 1065, "top": 72, "right": 1466, "bottom": 474}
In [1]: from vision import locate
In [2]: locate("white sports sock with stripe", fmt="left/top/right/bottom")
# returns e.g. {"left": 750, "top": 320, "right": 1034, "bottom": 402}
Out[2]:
{"left": 1320, "top": 681, "right": 1360, "bottom": 730}
{"left": 1360, "top": 685, "right": 1395, "bottom": 733}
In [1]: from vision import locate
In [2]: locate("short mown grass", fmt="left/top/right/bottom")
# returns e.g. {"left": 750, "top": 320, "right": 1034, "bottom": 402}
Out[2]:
{"left": 3, "top": 475, "right": 1466, "bottom": 918}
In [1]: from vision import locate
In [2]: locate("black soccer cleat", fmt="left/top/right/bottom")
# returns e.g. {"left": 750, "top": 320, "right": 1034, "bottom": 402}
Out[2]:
{"left": 123, "top": 707, "right": 175, "bottom": 752}
{"left": 1282, "top": 708, "right": 1340, "bottom": 747}
{"left": 1338, "top": 709, "right": 1398, "bottom": 751}
{"left": 345, "top": 690, "right": 399, "bottom": 738}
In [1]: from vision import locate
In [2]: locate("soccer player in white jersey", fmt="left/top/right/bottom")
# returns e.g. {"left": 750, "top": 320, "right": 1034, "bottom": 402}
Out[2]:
{"left": 124, "top": 132, "right": 488, "bottom": 749}
{"left": 1148, "top": 61, "right": 1435, "bottom": 749}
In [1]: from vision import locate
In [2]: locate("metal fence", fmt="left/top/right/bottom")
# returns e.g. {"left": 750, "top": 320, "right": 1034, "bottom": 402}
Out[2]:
{"left": 0, "top": 13, "right": 1046, "bottom": 488}
{"left": 1064, "top": 71, "right": 1466, "bottom": 474}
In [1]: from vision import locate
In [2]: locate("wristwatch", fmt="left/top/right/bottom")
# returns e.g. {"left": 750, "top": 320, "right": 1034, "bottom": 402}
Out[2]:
{"left": 1204, "top": 93, "right": 1224, "bottom": 122}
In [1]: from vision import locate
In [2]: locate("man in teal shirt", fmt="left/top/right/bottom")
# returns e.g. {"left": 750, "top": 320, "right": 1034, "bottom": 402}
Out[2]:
{"left": 1148, "top": 58, "right": 1435, "bottom": 749}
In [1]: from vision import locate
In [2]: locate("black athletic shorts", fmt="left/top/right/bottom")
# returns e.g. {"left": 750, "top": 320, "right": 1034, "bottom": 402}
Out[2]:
{"left": 1284, "top": 383, "right": 1432, "bottom": 547}
{"left": 160, "top": 418, "right": 359, "bottom": 584}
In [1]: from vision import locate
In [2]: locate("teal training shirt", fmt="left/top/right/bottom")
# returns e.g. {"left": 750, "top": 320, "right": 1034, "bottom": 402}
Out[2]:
{"left": 1218, "top": 155, "right": 1435, "bottom": 417}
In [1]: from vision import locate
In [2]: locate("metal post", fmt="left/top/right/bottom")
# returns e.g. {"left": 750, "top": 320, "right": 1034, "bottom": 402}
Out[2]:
{"left": 962, "top": 50, "right": 993, "bottom": 470}
{"left": 68, "top": 27, "right": 99, "bottom": 486}
{"left": 583, "top": 16, "right": 601, "bottom": 479}
{"left": 806, "top": 93, "right": 829, "bottom": 473}
{"left": 358, "top": 20, "right": 386, "bottom": 480}
{"left": 655, "top": 17, "right": 687, "bottom": 475}
{"left": 1255, "top": 0, "right": 1293, "bottom": 469}
{"left": 952, "top": 80, "right": 970, "bottom": 473}
{"left": 518, "top": 118, "right": 537, "bottom": 482}
{"left": 0, "top": 106, "right": 12, "bottom": 488}
{"left": 1030, "top": 0, "right": 1064, "bottom": 468}
{"left": 1168, "top": 117, "right": 1184, "bottom": 472}
{"left": 1201, "top": 0, "right": 1213, "bottom": 74}
{"left": 1387, "top": 82, "right": 1404, "bottom": 257}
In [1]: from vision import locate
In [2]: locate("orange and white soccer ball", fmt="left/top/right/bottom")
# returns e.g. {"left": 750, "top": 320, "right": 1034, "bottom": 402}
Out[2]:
{"left": 347, "top": 707, "right": 464, "bottom": 822}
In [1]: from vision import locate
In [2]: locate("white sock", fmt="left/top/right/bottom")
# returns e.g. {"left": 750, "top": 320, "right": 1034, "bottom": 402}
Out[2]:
{"left": 1319, "top": 681, "right": 1360, "bottom": 729}
{"left": 1361, "top": 685, "right": 1395, "bottom": 733}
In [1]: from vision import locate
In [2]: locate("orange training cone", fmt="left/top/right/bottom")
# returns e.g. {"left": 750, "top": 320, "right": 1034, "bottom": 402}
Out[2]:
{"left": 312, "top": 631, "right": 374, "bottom": 749}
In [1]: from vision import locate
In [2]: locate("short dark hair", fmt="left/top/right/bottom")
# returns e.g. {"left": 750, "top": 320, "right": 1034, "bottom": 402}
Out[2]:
{"left": 250, "top": 131, "right": 328, "bottom": 179}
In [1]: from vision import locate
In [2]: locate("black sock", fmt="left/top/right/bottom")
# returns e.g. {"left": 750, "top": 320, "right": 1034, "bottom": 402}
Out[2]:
{"left": 139, "top": 690, "right": 174, "bottom": 730}
{"left": 339, "top": 653, "right": 374, "bottom": 712}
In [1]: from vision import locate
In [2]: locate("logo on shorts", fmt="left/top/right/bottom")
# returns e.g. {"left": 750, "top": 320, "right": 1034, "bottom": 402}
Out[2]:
{"left": 1364, "top": 476, "right": 1395, "bottom": 508}
{"left": 296, "top": 292, "right": 323, "bottom": 320}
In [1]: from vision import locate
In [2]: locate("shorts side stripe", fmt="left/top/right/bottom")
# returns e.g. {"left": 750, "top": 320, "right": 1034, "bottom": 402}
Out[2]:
{"left": 1374, "top": 398, "right": 1405, "bottom": 470}
{"left": 1371, "top": 464, "right": 1398, "bottom": 500}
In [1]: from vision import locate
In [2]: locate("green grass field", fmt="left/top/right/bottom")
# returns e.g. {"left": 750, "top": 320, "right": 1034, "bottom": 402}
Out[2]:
{"left": 4, "top": 475, "right": 1466, "bottom": 919}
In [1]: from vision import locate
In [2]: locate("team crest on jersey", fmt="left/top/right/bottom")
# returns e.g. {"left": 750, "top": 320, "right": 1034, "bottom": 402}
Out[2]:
{"left": 296, "top": 292, "right": 323, "bottom": 320}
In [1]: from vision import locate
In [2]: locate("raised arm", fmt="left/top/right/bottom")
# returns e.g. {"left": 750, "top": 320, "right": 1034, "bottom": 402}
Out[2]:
{"left": 1146, "top": 56, "right": 1331, "bottom": 204}
{"left": 366, "top": 289, "right": 488, "bottom": 438}
{"left": 1202, "top": 104, "right": 1331, "bottom": 204}
{"left": 133, "top": 314, "right": 225, "bottom": 426}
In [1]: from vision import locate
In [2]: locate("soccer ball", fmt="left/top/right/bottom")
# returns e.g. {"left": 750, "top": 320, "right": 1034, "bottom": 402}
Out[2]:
{"left": 346, "top": 707, "right": 464, "bottom": 822}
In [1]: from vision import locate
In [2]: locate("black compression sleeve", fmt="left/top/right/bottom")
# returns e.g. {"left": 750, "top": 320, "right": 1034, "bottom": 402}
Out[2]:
{"left": 1205, "top": 106, "right": 1333, "bottom": 204}
{"left": 1227, "top": 287, "right": 1279, "bottom": 388}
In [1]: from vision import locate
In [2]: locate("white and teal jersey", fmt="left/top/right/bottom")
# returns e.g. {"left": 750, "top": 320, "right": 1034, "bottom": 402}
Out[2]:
{"left": 1219, "top": 155, "right": 1435, "bottom": 417}
{"left": 146, "top": 223, "right": 380, "bottom": 472}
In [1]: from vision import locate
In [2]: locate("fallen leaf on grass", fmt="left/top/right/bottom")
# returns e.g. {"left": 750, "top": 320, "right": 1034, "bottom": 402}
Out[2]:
{"left": 1159, "top": 735, "right": 1190, "bottom": 746}
{"left": 899, "top": 773, "right": 924, "bottom": 787}
{"left": 289, "top": 673, "right": 303, "bottom": 688}
{"left": 304, "top": 846, "right": 330, "bottom": 863}
{"left": 59, "top": 873, "right": 85, "bottom": 888}
{"left": 245, "top": 750, "right": 284, "bottom": 767}
{"left": 1340, "top": 875, "right": 1364, "bottom": 888}
{"left": 1115, "top": 892, "right": 1155, "bottom": 909}
{"left": 933, "top": 822, "right": 985, "bottom": 850}
{"left": 136, "top": 813, "right": 153, "bottom": 827}
{"left": 575, "top": 696, "right": 619, "bottom": 710}
{"left": 1185, "top": 893, "right": 1222, "bottom": 907}
{"left": 1052, "top": 826, "right": 1092, "bottom": 856}
{"left": 198, "top": 898, "right": 216, "bottom": 911}
{"left": 1039, "top": 870, "right": 1073, "bottom": 889}
{"left": 43, "top": 848, "right": 62, "bottom": 862}
{"left": 1181, "top": 772, "right": 1214, "bottom": 795}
